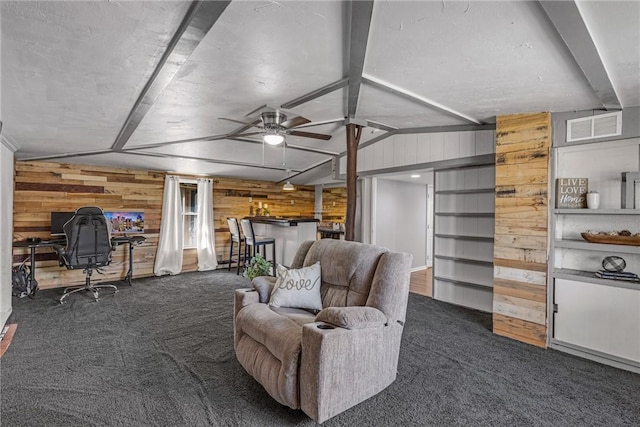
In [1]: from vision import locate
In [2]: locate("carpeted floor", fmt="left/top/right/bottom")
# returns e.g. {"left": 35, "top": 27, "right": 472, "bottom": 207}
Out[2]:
{"left": 1, "top": 270, "right": 638, "bottom": 426}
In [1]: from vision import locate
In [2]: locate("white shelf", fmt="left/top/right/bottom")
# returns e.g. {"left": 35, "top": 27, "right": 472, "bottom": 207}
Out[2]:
{"left": 554, "top": 239, "right": 640, "bottom": 255}
{"left": 553, "top": 268, "right": 640, "bottom": 291}
{"left": 434, "top": 254, "right": 493, "bottom": 266}
{"left": 435, "top": 212, "right": 494, "bottom": 217}
{"left": 554, "top": 209, "right": 640, "bottom": 215}
{"left": 434, "top": 233, "right": 493, "bottom": 242}
{"left": 435, "top": 188, "right": 494, "bottom": 195}
{"left": 433, "top": 276, "right": 493, "bottom": 289}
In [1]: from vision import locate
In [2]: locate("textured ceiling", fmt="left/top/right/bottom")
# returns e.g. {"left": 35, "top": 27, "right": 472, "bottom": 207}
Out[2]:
{"left": 1, "top": 1, "right": 638, "bottom": 185}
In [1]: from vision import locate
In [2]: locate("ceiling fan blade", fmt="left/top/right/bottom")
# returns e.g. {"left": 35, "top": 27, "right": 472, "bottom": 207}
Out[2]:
{"left": 287, "top": 130, "right": 332, "bottom": 140}
{"left": 233, "top": 132, "right": 263, "bottom": 137}
{"left": 281, "top": 116, "right": 311, "bottom": 129}
{"left": 219, "top": 117, "right": 263, "bottom": 129}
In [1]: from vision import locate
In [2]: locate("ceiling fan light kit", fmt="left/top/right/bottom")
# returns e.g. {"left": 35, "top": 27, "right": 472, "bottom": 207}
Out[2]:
{"left": 221, "top": 109, "right": 332, "bottom": 148}
{"left": 263, "top": 129, "right": 285, "bottom": 145}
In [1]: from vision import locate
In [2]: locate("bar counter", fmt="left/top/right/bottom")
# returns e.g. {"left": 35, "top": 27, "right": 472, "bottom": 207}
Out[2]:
{"left": 244, "top": 217, "right": 319, "bottom": 267}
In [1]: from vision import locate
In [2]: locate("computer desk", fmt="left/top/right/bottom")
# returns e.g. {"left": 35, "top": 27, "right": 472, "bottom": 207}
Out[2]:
{"left": 12, "top": 235, "right": 146, "bottom": 292}
{"left": 110, "top": 235, "right": 146, "bottom": 285}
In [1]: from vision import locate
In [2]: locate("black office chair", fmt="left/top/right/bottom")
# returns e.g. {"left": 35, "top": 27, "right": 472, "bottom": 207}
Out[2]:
{"left": 56, "top": 207, "right": 118, "bottom": 304}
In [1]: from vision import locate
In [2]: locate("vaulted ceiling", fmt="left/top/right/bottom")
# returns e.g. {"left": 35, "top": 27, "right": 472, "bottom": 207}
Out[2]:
{"left": 2, "top": 1, "right": 638, "bottom": 184}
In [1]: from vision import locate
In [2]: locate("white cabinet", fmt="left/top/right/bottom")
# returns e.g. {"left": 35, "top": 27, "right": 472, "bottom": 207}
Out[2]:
{"left": 555, "top": 278, "right": 640, "bottom": 363}
{"left": 551, "top": 139, "right": 640, "bottom": 372}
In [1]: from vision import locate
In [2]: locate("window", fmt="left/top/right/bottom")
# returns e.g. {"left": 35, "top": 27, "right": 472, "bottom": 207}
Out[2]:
{"left": 180, "top": 182, "right": 198, "bottom": 248}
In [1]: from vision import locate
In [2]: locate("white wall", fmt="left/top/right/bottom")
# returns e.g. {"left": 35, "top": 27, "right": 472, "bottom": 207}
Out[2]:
{"left": 374, "top": 179, "right": 426, "bottom": 269}
{"left": 0, "top": 140, "right": 15, "bottom": 327}
{"left": 340, "top": 129, "right": 495, "bottom": 175}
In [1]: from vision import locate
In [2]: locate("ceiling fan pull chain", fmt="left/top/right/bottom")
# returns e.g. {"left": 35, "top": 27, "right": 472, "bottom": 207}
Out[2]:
{"left": 282, "top": 142, "right": 286, "bottom": 168}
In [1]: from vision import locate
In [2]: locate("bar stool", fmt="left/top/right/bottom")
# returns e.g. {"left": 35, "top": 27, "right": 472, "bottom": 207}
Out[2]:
{"left": 227, "top": 217, "right": 242, "bottom": 275}
{"left": 240, "top": 219, "right": 276, "bottom": 276}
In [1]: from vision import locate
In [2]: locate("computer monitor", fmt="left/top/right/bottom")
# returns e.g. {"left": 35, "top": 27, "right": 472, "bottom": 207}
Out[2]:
{"left": 104, "top": 211, "right": 144, "bottom": 234}
{"left": 50, "top": 211, "right": 75, "bottom": 236}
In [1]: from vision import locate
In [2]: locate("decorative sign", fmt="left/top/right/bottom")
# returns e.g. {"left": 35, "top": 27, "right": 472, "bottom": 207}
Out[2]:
{"left": 556, "top": 178, "right": 588, "bottom": 208}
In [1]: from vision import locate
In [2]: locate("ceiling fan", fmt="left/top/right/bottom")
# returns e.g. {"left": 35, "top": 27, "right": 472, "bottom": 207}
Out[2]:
{"left": 220, "top": 110, "right": 332, "bottom": 145}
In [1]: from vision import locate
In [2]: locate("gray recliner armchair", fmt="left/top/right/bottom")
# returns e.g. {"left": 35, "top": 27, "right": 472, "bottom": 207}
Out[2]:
{"left": 234, "top": 239, "right": 412, "bottom": 423}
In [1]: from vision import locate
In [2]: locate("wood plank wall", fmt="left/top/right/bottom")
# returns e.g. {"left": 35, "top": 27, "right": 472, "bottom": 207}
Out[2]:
{"left": 212, "top": 177, "right": 315, "bottom": 259}
{"left": 320, "top": 187, "right": 347, "bottom": 223}
{"left": 13, "top": 161, "right": 164, "bottom": 289}
{"left": 13, "top": 161, "right": 317, "bottom": 289}
{"left": 493, "top": 112, "right": 551, "bottom": 348}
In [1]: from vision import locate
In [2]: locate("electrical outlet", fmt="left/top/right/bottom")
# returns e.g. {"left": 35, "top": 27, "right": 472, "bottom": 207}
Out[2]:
{"left": 290, "top": 200, "right": 294, "bottom": 205}
{"left": 248, "top": 197, "right": 252, "bottom": 203}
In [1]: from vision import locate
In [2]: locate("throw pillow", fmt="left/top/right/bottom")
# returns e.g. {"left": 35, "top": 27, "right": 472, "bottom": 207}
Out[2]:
{"left": 269, "top": 262, "right": 322, "bottom": 311}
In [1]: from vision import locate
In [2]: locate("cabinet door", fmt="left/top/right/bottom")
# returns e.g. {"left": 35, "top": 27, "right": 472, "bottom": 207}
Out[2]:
{"left": 555, "top": 279, "right": 640, "bottom": 362}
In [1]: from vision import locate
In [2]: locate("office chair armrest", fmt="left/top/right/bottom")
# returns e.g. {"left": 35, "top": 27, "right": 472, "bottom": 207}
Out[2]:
{"left": 53, "top": 245, "right": 67, "bottom": 267}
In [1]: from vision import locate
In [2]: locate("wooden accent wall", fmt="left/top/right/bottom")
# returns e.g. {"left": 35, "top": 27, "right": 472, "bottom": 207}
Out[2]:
{"left": 13, "top": 161, "right": 164, "bottom": 289}
{"left": 493, "top": 112, "right": 551, "bottom": 348}
{"left": 321, "top": 187, "right": 347, "bottom": 223}
{"left": 13, "top": 161, "right": 319, "bottom": 289}
{"left": 212, "top": 177, "right": 315, "bottom": 259}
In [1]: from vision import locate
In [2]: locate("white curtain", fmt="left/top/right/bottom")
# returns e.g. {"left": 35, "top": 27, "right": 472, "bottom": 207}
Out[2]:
{"left": 196, "top": 178, "right": 218, "bottom": 271}
{"left": 154, "top": 175, "right": 183, "bottom": 275}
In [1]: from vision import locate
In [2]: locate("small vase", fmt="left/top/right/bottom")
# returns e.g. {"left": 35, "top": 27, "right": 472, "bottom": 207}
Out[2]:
{"left": 587, "top": 192, "right": 600, "bottom": 209}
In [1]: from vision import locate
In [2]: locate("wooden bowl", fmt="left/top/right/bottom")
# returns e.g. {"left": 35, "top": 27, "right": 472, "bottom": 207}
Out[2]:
{"left": 581, "top": 232, "right": 640, "bottom": 246}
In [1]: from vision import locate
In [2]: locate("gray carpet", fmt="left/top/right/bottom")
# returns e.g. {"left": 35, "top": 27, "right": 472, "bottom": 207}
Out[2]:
{"left": 1, "top": 270, "right": 638, "bottom": 426}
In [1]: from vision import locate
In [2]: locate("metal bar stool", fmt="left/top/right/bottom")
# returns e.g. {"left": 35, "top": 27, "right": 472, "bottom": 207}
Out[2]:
{"left": 240, "top": 219, "right": 276, "bottom": 276}
{"left": 227, "top": 217, "right": 243, "bottom": 275}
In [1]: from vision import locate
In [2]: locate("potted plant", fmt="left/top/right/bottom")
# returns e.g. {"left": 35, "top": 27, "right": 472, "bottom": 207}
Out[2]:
{"left": 243, "top": 253, "right": 272, "bottom": 280}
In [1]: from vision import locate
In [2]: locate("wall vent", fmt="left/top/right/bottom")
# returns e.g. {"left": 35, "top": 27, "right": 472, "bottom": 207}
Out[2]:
{"left": 566, "top": 111, "right": 622, "bottom": 142}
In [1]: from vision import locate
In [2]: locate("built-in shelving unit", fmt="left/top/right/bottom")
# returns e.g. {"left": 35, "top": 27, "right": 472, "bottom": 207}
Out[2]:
{"left": 550, "top": 136, "right": 640, "bottom": 373}
{"left": 433, "top": 166, "right": 495, "bottom": 312}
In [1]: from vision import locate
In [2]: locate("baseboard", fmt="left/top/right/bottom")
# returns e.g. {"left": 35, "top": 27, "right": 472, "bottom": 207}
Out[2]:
{"left": 410, "top": 266, "right": 428, "bottom": 273}
{"left": 0, "top": 308, "right": 12, "bottom": 330}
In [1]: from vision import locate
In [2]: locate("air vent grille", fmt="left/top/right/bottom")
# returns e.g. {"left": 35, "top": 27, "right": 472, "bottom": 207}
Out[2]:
{"left": 567, "top": 111, "right": 622, "bottom": 142}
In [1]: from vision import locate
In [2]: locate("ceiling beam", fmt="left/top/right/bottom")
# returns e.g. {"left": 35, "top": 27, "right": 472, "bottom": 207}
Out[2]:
{"left": 228, "top": 137, "right": 339, "bottom": 156}
{"left": 277, "top": 158, "right": 333, "bottom": 183}
{"left": 396, "top": 123, "right": 496, "bottom": 134}
{"left": 538, "top": 0, "right": 621, "bottom": 110}
{"left": 281, "top": 78, "right": 349, "bottom": 110}
{"left": 128, "top": 151, "right": 301, "bottom": 173}
{"left": 17, "top": 149, "right": 114, "bottom": 162}
{"left": 285, "top": 144, "right": 339, "bottom": 157}
{"left": 366, "top": 120, "right": 397, "bottom": 132}
{"left": 362, "top": 75, "right": 482, "bottom": 125}
{"left": 123, "top": 134, "right": 231, "bottom": 152}
{"left": 343, "top": 130, "right": 397, "bottom": 154}
{"left": 110, "top": 1, "right": 231, "bottom": 151}
{"left": 346, "top": 1, "right": 374, "bottom": 118}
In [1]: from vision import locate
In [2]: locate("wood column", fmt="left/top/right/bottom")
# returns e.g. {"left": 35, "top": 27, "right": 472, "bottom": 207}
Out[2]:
{"left": 344, "top": 123, "right": 362, "bottom": 241}
{"left": 493, "top": 112, "right": 551, "bottom": 348}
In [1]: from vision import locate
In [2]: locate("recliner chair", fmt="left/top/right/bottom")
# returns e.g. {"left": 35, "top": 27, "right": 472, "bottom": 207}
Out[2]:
{"left": 234, "top": 239, "right": 412, "bottom": 422}
{"left": 56, "top": 206, "right": 118, "bottom": 304}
